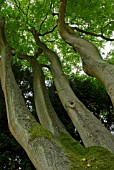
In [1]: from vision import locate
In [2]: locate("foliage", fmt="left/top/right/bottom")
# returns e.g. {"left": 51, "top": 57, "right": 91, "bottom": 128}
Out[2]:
{"left": 66, "top": 0, "right": 114, "bottom": 35}
{"left": 0, "top": 0, "right": 114, "bottom": 169}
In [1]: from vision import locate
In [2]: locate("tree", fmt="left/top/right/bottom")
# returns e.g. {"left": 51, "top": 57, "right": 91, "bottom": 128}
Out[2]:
{"left": 0, "top": 0, "right": 114, "bottom": 169}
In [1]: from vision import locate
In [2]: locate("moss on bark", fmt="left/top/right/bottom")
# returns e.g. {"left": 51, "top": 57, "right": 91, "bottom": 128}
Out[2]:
{"left": 59, "top": 132, "right": 114, "bottom": 169}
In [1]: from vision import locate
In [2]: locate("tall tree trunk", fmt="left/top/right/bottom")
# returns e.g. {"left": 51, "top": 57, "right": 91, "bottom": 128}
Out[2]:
{"left": 58, "top": 0, "right": 114, "bottom": 107}
{"left": 19, "top": 54, "right": 66, "bottom": 138}
{"left": 31, "top": 58, "right": 67, "bottom": 137}
{"left": 0, "top": 15, "right": 114, "bottom": 170}
{"left": 31, "top": 30, "right": 114, "bottom": 153}
{"left": 0, "top": 17, "right": 78, "bottom": 170}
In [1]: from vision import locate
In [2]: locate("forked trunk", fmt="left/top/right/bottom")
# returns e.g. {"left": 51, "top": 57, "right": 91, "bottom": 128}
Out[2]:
{"left": 31, "top": 31, "right": 114, "bottom": 152}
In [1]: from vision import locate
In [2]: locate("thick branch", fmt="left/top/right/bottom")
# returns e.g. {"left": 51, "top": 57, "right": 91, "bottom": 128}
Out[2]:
{"left": 58, "top": 1, "right": 114, "bottom": 107}
{"left": 0, "top": 18, "right": 72, "bottom": 170}
{"left": 58, "top": 0, "right": 66, "bottom": 28}
{"left": 30, "top": 28, "right": 114, "bottom": 152}
{"left": 0, "top": 17, "right": 7, "bottom": 50}
{"left": 58, "top": 0, "right": 69, "bottom": 38}
{"left": 30, "top": 28, "right": 63, "bottom": 76}
{"left": 58, "top": 0, "right": 114, "bottom": 42}
{"left": 19, "top": 54, "right": 67, "bottom": 137}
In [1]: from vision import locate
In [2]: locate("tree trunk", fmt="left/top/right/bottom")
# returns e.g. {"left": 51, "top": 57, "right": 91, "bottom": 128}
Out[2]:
{"left": 0, "top": 13, "right": 114, "bottom": 170}
{"left": 19, "top": 55, "right": 66, "bottom": 138}
{"left": 58, "top": 0, "right": 114, "bottom": 107}
{"left": 0, "top": 17, "right": 78, "bottom": 170}
{"left": 31, "top": 30, "right": 114, "bottom": 153}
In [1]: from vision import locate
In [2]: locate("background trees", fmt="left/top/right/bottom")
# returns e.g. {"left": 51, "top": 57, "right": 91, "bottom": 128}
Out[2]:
{"left": 0, "top": 0, "right": 114, "bottom": 169}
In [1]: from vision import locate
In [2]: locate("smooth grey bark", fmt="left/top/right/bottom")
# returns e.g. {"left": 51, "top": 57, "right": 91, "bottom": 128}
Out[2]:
{"left": 19, "top": 54, "right": 66, "bottom": 137}
{"left": 0, "top": 17, "right": 75, "bottom": 170}
{"left": 31, "top": 29, "right": 114, "bottom": 153}
{"left": 31, "top": 58, "right": 67, "bottom": 137}
{"left": 58, "top": 0, "right": 114, "bottom": 107}
{"left": 0, "top": 11, "right": 114, "bottom": 170}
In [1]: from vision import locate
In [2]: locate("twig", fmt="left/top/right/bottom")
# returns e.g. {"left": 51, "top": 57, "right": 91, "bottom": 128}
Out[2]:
{"left": 39, "top": 13, "right": 48, "bottom": 33}
{"left": 39, "top": 25, "right": 57, "bottom": 36}
{"left": 14, "top": 0, "right": 27, "bottom": 16}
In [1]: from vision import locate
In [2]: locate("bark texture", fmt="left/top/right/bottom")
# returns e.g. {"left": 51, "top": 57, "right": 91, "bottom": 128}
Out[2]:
{"left": 58, "top": 0, "right": 114, "bottom": 107}
{"left": 31, "top": 58, "right": 67, "bottom": 137}
{"left": 0, "top": 17, "right": 75, "bottom": 170}
{"left": 0, "top": 2, "right": 114, "bottom": 169}
{"left": 19, "top": 54, "right": 66, "bottom": 138}
{"left": 31, "top": 29, "right": 114, "bottom": 153}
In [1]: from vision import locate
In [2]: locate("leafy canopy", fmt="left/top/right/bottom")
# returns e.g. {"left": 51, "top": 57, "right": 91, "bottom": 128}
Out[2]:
{"left": 1, "top": 0, "right": 114, "bottom": 72}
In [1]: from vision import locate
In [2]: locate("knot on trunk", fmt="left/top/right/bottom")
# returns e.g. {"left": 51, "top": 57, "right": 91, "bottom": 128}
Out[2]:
{"left": 66, "top": 100, "right": 75, "bottom": 108}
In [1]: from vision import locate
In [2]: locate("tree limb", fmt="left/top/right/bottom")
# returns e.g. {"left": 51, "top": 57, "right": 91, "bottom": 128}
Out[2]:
{"left": 73, "top": 26, "right": 114, "bottom": 41}
{"left": 58, "top": 0, "right": 66, "bottom": 27}
{"left": 30, "top": 26, "right": 114, "bottom": 152}
{"left": 39, "top": 25, "right": 57, "bottom": 36}
{"left": 14, "top": 0, "right": 27, "bottom": 16}
{"left": 39, "top": 12, "right": 48, "bottom": 33}
{"left": 58, "top": 0, "right": 114, "bottom": 41}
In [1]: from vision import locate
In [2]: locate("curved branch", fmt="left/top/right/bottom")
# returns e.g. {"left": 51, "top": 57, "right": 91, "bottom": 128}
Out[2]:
{"left": 58, "top": 0, "right": 66, "bottom": 27}
{"left": 0, "top": 17, "right": 7, "bottom": 48}
{"left": 58, "top": 0, "right": 114, "bottom": 41}
{"left": 58, "top": 0, "right": 114, "bottom": 110}
{"left": 58, "top": 0, "right": 68, "bottom": 37}
{"left": 39, "top": 12, "right": 48, "bottom": 33}
{"left": 29, "top": 27, "right": 114, "bottom": 152}
{"left": 0, "top": 17, "right": 14, "bottom": 56}
{"left": 18, "top": 52, "right": 67, "bottom": 137}
{"left": 73, "top": 26, "right": 114, "bottom": 41}
{"left": 39, "top": 25, "right": 57, "bottom": 36}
